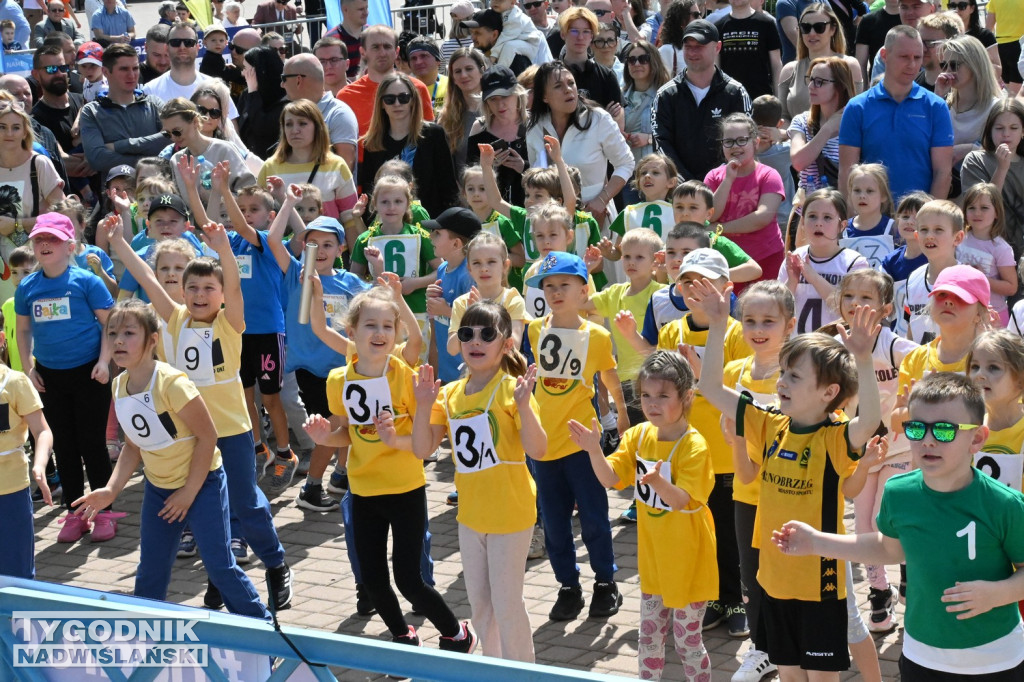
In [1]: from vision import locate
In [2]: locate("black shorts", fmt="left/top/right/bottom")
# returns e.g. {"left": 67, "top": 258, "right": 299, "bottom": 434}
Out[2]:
{"left": 239, "top": 333, "right": 285, "bottom": 394}
{"left": 295, "top": 368, "right": 330, "bottom": 418}
{"left": 755, "top": 594, "right": 849, "bottom": 671}
{"left": 900, "top": 655, "right": 1024, "bottom": 682}
{"left": 998, "top": 41, "right": 1022, "bottom": 83}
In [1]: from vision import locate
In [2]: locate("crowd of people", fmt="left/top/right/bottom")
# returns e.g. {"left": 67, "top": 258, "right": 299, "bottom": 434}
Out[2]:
{"left": 2, "top": 0, "right": 1024, "bottom": 679}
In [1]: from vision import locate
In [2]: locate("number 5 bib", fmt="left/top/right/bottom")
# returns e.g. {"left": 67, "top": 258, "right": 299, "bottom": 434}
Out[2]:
{"left": 114, "top": 369, "right": 182, "bottom": 451}
{"left": 368, "top": 234, "right": 421, "bottom": 279}
{"left": 444, "top": 377, "right": 508, "bottom": 474}
{"left": 343, "top": 358, "right": 396, "bottom": 425}
{"left": 537, "top": 326, "right": 589, "bottom": 381}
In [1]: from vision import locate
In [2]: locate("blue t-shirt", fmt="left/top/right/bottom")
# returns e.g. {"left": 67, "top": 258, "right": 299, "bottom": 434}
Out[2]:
{"left": 74, "top": 245, "right": 115, "bottom": 280}
{"left": 844, "top": 215, "right": 896, "bottom": 239}
{"left": 228, "top": 231, "right": 285, "bottom": 335}
{"left": 14, "top": 266, "right": 114, "bottom": 369}
{"left": 282, "top": 259, "right": 369, "bottom": 377}
{"left": 433, "top": 258, "right": 473, "bottom": 383}
{"left": 118, "top": 234, "right": 206, "bottom": 304}
{"left": 839, "top": 81, "right": 954, "bottom": 202}
{"left": 881, "top": 245, "right": 928, "bottom": 283}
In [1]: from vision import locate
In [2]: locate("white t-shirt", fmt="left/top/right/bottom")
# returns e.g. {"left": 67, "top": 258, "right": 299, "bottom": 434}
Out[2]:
{"left": 142, "top": 71, "right": 239, "bottom": 119}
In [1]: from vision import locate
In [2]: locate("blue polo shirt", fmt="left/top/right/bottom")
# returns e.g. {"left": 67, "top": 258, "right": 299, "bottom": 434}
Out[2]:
{"left": 839, "top": 80, "right": 954, "bottom": 202}
{"left": 433, "top": 258, "right": 473, "bottom": 383}
{"left": 91, "top": 5, "right": 134, "bottom": 38}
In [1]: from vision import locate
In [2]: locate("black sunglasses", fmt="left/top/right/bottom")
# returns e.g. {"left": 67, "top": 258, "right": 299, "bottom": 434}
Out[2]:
{"left": 627, "top": 53, "right": 651, "bottom": 65}
{"left": 197, "top": 105, "right": 223, "bottom": 119}
{"left": 281, "top": 73, "right": 302, "bottom": 82}
{"left": 42, "top": 64, "right": 71, "bottom": 74}
{"left": 799, "top": 21, "right": 830, "bottom": 34}
{"left": 457, "top": 326, "right": 499, "bottom": 343}
{"left": 163, "top": 128, "right": 184, "bottom": 138}
{"left": 940, "top": 60, "right": 960, "bottom": 71}
{"left": 947, "top": 1, "right": 969, "bottom": 8}
{"left": 593, "top": 8, "right": 610, "bottom": 15}
{"left": 382, "top": 92, "right": 412, "bottom": 105}
{"left": 230, "top": 43, "right": 248, "bottom": 54}
{"left": 168, "top": 38, "right": 198, "bottom": 48}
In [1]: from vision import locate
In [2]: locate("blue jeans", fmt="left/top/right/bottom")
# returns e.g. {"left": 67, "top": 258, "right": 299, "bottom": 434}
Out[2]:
{"left": 533, "top": 450, "right": 617, "bottom": 586}
{"left": 135, "top": 468, "right": 270, "bottom": 620}
{"left": 0, "top": 486, "right": 34, "bottom": 579}
{"left": 341, "top": 489, "right": 434, "bottom": 586}
{"left": 218, "top": 431, "right": 285, "bottom": 568}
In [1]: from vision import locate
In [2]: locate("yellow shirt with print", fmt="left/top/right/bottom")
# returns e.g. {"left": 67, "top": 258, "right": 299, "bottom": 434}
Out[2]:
{"left": 659, "top": 314, "right": 752, "bottom": 474}
{"left": 979, "top": 414, "right": 1024, "bottom": 490}
{"left": 898, "top": 339, "right": 967, "bottom": 394}
{"left": 2, "top": 297, "right": 21, "bottom": 371}
{"left": 607, "top": 423, "right": 718, "bottom": 607}
{"left": 527, "top": 316, "right": 616, "bottom": 460}
{"left": 738, "top": 395, "right": 860, "bottom": 601}
{"left": 115, "top": 363, "right": 221, "bottom": 489}
{"left": 591, "top": 280, "right": 666, "bottom": 381}
{"left": 0, "top": 366, "right": 42, "bottom": 495}
{"left": 430, "top": 372, "right": 538, "bottom": 534}
{"left": 326, "top": 355, "right": 425, "bottom": 496}
{"left": 451, "top": 287, "right": 528, "bottom": 332}
{"left": 723, "top": 357, "right": 779, "bottom": 506}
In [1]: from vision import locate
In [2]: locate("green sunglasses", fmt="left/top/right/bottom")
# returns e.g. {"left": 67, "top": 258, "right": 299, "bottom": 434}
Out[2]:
{"left": 902, "top": 420, "right": 980, "bottom": 442}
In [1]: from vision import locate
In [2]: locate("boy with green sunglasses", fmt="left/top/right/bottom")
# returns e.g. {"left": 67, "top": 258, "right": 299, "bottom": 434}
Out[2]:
{"left": 774, "top": 372, "right": 1024, "bottom": 682}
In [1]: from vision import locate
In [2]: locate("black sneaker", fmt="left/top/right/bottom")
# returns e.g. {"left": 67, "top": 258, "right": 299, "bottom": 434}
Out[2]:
{"left": 392, "top": 625, "right": 420, "bottom": 646}
{"left": 204, "top": 582, "right": 223, "bottom": 610}
{"left": 548, "top": 585, "right": 585, "bottom": 621}
{"left": 355, "top": 583, "right": 376, "bottom": 616}
{"left": 589, "top": 581, "right": 623, "bottom": 618}
{"left": 600, "top": 430, "right": 620, "bottom": 455}
{"left": 702, "top": 600, "right": 726, "bottom": 630}
{"left": 266, "top": 564, "right": 293, "bottom": 611}
{"left": 296, "top": 483, "right": 339, "bottom": 512}
{"left": 900, "top": 564, "right": 907, "bottom": 600}
{"left": 438, "top": 621, "right": 477, "bottom": 654}
{"left": 867, "top": 585, "right": 898, "bottom": 633}
{"left": 726, "top": 603, "right": 750, "bottom": 638}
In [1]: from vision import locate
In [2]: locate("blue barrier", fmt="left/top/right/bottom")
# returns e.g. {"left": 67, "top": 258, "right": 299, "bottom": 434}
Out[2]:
{"left": 0, "top": 576, "right": 629, "bottom": 682}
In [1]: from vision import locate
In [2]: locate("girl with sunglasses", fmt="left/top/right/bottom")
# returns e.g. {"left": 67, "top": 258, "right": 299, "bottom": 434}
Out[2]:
{"left": 622, "top": 40, "right": 671, "bottom": 184}
{"left": 967, "top": 329, "right": 1024, "bottom": 492}
{"left": 412, "top": 300, "right": 544, "bottom": 662}
{"left": 191, "top": 84, "right": 263, "bottom": 176}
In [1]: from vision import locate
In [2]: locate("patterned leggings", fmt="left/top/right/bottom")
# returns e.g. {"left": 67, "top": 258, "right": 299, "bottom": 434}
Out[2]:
{"left": 638, "top": 594, "right": 711, "bottom": 681}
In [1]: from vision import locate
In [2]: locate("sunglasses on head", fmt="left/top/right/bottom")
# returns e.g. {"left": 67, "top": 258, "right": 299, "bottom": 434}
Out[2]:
{"left": 457, "top": 326, "right": 499, "bottom": 343}
{"left": 382, "top": 92, "right": 412, "bottom": 105}
{"left": 168, "top": 38, "right": 198, "bottom": 48}
{"left": 197, "top": 105, "right": 222, "bottom": 119}
{"left": 42, "top": 64, "right": 71, "bottom": 74}
{"left": 627, "top": 53, "right": 651, "bottom": 65}
{"left": 902, "top": 420, "right": 979, "bottom": 442}
{"left": 940, "top": 60, "right": 960, "bottom": 71}
{"left": 799, "top": 20, "right": 830, "bottom": 34}
{"left": 947, "top": 1, "right": 969, "bottom": 8}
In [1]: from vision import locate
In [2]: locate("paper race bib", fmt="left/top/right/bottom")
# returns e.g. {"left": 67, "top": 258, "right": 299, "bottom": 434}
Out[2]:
{"left": 481, "top": 220, "right": 502, "bottom": 240}
{"left": 33, "top": 297, "right": 70, "bottom": 322}
{"left": 450, "top": 412, "right": 500, "bottom": 474}
{"left": 974, "top": 452, "right": 1024, "bottom": 492}
{"left": 537, "top": 327, "right": 589, "bottom": 381}
{"left": 322, "top": 294, "right": 350, "bottom": 331}
{"left": 635, "top": 456, "right": 673, "bottom": 511}
{"left": 343, "top": 376, "right": 393, "bottom": 425}
{"left": 522, "top": 220, "right": 539, "bottom": 263}
{"left": 573, "top": 221, "right": 589, "bottom": 256}
{"left": 524, "top": 286, "right": 548, "bottom": 319}
{"left": 175, "top": 327, "right": 215, "bottom": 386}
{"left": 369, "top": 234, "right": 421, "bottom": 279}
{"left": 840, "top": 235, "right": 893, "bottom": 270}
{"left": 115, "top": 389, "right": 177, "bottom": 451}
{"left": 235, "top": 254, "right": 253, "bottom": 279}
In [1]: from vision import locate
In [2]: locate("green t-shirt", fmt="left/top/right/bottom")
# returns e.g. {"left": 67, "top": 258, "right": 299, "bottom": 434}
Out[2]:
{"left": 510, "top": 206, "right": 607, "bottom": 291}
{"left": 877, "top": 469, "right": 1024, "bottom": 656}
{"left": 480, "top": 209, "right": 525, "bottom": 292}
{"left": 710, "top": 231, "right": 752, "bottom": 268}
{"left": 591, "top": 280, "right": 665, "bottom": 380}
{"left": 411, "top": 202, "right": 430, "bottom": 225}
{"left": 350, "top": 223, "right": 436, "bottom": 313}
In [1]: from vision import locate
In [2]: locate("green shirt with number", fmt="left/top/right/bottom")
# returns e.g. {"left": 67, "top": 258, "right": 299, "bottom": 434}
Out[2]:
{"left": 351, "top": 223, "right": 437, "bottom": 314}
{"left": 609, "top": 200, "right": 673, "bottom": 240}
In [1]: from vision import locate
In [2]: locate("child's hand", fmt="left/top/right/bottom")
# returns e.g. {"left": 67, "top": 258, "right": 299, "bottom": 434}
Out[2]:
{"left": 303, "top": 413, "right": 333, "bottom": 444}
{"left": 725, "top": 158, "right": 742, "bottom": 181}
{"left": 942, "top": 579, "right": 1006, "bottom": 620}
{"left": 425, "top": 278, "right": 443, "bottom": 299}
{"left": 175, "top": 154, "right": 199, "bottom": 186}
{"left": 686, "top": 278, "right": 732, "bottom": 323}
{"left": 568, "top": 417, "right": 603, "bottom": 454}
{"left": 597, "top": 236, "right": 615, "bottom": 259}
{"left": 513, "top": 364, "right": 537, "bottom": 408}
{"left": 109, "top": 187, "right": 132, "bottom": 215}
{"left": 615, "top": 409, "right": 630, "bottom": 437}
{"left": 996, "top": 143, "right": 1013, "bottom": 169}
{"left": 478, "top": 143, "right": 495, "bottom": 167}
{"left": 785, "top": 250, "right": 804, "bottom": 281}
{"left": 91, "top": 359, "right": 109, "bottom": 384}
{"left": 413, "top": 363, "right": 441, "bottom": 404}
{"left": 837, "top": 304, "right": 880, "bottom": 358}
{"left": 364, "top": 246, "right": 384, "bottom": 276}
{"left": 771, "top": 520, "right": 817, "bottom": 556}
{"left": 159, "top": 486, "right": 197, "bottom": 523}
{"left": 285, "top": 183, "right": 303, "bottom": 205}
{"left": 543, "top": 135, "right": 562, "bottom": 165}
{"left": 859, "top": 434, "right": 888, "bottom": 470}
{"left": 209, "top": 160, "right": 231, "bottom": 195}
{"left": 374, "top": 410, "right": 399, "bottom": 448}
{"left": 71, "top": 488, "right": 116, "bottom": 522}
{"left": 613, "top": 310, "right": 637, "bottom": 336}
{"left": 640, "top": 460, "right": 671, "bottom": 496}
{"left": 202, "top": 221, "right": 230, "bottom": 251}
{"left": 425, "top": 283, "right": 448, "bottom": 317}
{"left": 376, "top": 272, "right": 402, "bottom": 300}
{"left": 86, "top": 253, "right": 103, "bottom": 276}
{"left": 988, "top": 306, "right": 1002, "bottom": 328}
{"left": 584, "top": 244, "right": 603, "bottom": 274}
{"left": 352, "top": 193, "right": 369, "bottom": 219}
{"left": 102, "top": 213, "right": 125, "bottom": 244}
{"left": 677, "top": 343, "right": 702, "bottom": 379}
{"left": 467, "top": 286, "right": 482, "bottom": 306}
{"left": 32, "top": 464, "right": 53, "bottom": 506}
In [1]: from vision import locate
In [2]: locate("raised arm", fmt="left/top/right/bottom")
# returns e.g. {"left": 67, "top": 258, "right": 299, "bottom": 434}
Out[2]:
{"left": 410, "top": 364, "right": 445, "bottom": 459}
{"left": 266, "top": 183, "right": 302, "bottom": 272}
{"left": 202, "top": 222, "right": 245, "bottom": 333}
{"left": 838, "top": 304, "right": 883, "bottom": 451}
{"left": 177, "top": 155, "right": 211, "bottom": 228}
{"left": 214, "top": 161, "right": 260, "bottom": 246}
{"left": 103, "top": 214, "right": 178, "bottom": 322}
{"left": 546, "top": 135, "right": 577, "bottom": 214}
{"left": 479, "top": 143, "right": 513, "bottom": 217}
{"left": 691, "top": 279, "right": 743, "bottom": 418}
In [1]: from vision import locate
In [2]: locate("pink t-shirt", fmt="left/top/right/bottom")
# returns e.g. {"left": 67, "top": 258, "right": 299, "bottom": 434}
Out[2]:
{"left": 958, "top": 232, "right": 1015, "bottom": 312}
{"left": 704, "top": 162, "right": 786, "bottom": 262}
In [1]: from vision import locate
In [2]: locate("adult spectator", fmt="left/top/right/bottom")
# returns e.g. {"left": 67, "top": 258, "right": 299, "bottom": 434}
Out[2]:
{"left": 139, "top": 25, "right": 171, "bottom": 84}
{"left": 314, "top": 36, "right": 349, "bottom": 93}
{"left": 222, "top": 1, "right": 245, "bottom": 28}
{"left": 143, "top": 21, "right": 239, "bottom": 120}
{"left": 777, "top": 3, "right": 861, "bottom": 122}
{"left": 524, "top": 0, "right": 558, "bottom": 47}
{"left": 775, "top": 0, "right": 814, "bottom": 63}
{"left": 622, "top": 40, "right": 671, "bottom": 193}
{"left": 853, "top": 0, "right": 900, "bottom": 82}
{"left": 337, "top": 26, "right": 434, "bottom": 137}
{"left": 652, "top": 19, "right": 751, "bottom": 181}
{"left": 441, "top": 0, "right": 475, "bottom": 67}
{"left": 31, "top": 0, "right": 83, "bottom": 48}
{"left": 157, "top": 1, "right": 177, "bottom": 25}
{"left": 31, "top": 44, "right": 91, "bottom": 185}
{"left": 437, "top": 46, "right": 487, "bottom": 170}
{"left": 713, "top": 0, "right": 781, "bottom": 100}
{"left": 867, "top": 0, "right": 937, "bottom": 81}
{"left": 358, "top": 72, "right": 458, "bottom": 218}
{"left": 466, "top": 65, "right": 529, "bottom": 207}
{"left": 40, "top": 33, "right": 83, "bottom": 95}
{"left": 253, "top": 0, "right": 301, "bottom": 52}
{"left": 463, "top": 9, "right": 533, "bottom": 76}
{"left": 90, "top": 0, "right": 133, "bottom": 44}
{"left": 191, "top": 84, "right": 259, "bottom": 175}
{"left": 838, "top": 24, "right": 953, "bottom": 202}
{"left": 79, "top": 43, "right": 167, "bottom": 176}
{"left": 222, "top": 27, "right": 261, "bottom": 98}
{"left": 281, "top": 53, "right": 358, "bottom": 168}
{"left": 0, "top": 74, "right": 69, "bottom": 189}
{"left": 914, "top": 11, "right": 964, "bottom": 92}
{"left": 0, "top": 0, "right": 30, "bottom": 47}
{"left": 234, "top": 45, "right": 288, "bottom": 160}
{"left": 657, "top": 0, "right": 702, "bottom": 77}
{"left": 335, "top": 0, "right": 368, "bottom": 79}
{"left": 407, "top": 37, "right": 447, "bottom": 113}
{"left": 789, "top": 56, "right": 855, "bottom": 199}
{"left": 592, "top": 23, "right": 623, "bottom": 84}
{"left": 556, "top": 7, "right": 622, "bottom": 111}
{"left": 947, "top": 0, "right": 999, "bottom": 76}
{"left": 525, "top": 61, "right": 634, "bottom": 224}
{"left": 985, "top": 0, "right": 1022, "bottom": 96}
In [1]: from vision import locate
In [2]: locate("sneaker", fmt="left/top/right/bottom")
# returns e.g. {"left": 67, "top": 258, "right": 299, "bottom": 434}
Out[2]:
{"left": 255, "top": 442, "right": 271, "bottom": 481}
{"left": 296, "top": 483, "right": 339, "bottom": 512}
{"left": 295, "top": 451, "right": 312, "bottom": 476}
{"left": 266, "top": 451, "right": 298, "bottom": 497}
{"left": 57, "top": 513, "right": 91, "bottom": 543}
{"left": 32, "top": 474, "right": 61, "bottom": 503}
{"left": 702, "top": 600, "right": 726, "bottom": 630}
{"left": 620, "top": 501, "right": 637, "bottom": 523}
{"left": 204, "top": 582, "right": 223, "bottom": 610}
{"left": 355, "top": 583, "right": 376, "bottom": 616}
{"left": 900, "top": 564, "right": 907, "bottom": 600}
{"left": 726, "top": 603, "right": 750, "bottom": 638}
{"left": 527, "top": 525, "right": 546, "bottom": 560}
{"left": 326, "top": 471, "right": 349, "bottom": 494}
{"left": 266, "top": 563, "right": 293, "bottom": 611}
{"left": 867, "top": 585, "right": 898, "bottom": 632}
{"left": 589, "top": 581, "right": 623, "bottom": 618}
{"left": 732, "top": 648, "right": 776, "bottom": 682}
{"left": 548, "top": 585, "right": 585, "bottom": 621}
{"left": 438, "top": 621, "right": 477, "bottom": 654}
{"left": 446, "top": 491, "right": 459, "bottom": 506}
{"left": 177, "top": 529, "right": 197, "bottom": 558}
{"left": 392, "top": 625, "right": 420, "bottom": 646}
{"left": 231, "top": 538, "right": 251, "bottom": 565}
{"left": 599, "top": 430, "right": 620, "bottom": 456}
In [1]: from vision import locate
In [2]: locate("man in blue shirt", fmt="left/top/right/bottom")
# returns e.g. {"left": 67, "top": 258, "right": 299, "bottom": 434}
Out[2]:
{"left": 838, "top": 24, "right": 953, "bottom": 202}
{"left": 91, "top": 0, "right": 133, "bottom": 44}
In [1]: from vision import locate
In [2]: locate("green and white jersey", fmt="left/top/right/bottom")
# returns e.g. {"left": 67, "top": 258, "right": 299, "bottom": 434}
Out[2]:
{"left": 608, "top": 200, "right": 673, "bottom": 240}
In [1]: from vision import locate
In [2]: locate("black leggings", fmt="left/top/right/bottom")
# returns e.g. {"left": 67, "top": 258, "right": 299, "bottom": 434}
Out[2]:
{"left": 351, "top": 486, "right": 459, "bottom": 638}
{"left": 708, "top": 473, "right": 742, "bottom": 604}
{"left": 36, "top": 360, "right": 112, "bottom": 510}
{"left": 735, "top": 500, "right": 762, "bottom": 641}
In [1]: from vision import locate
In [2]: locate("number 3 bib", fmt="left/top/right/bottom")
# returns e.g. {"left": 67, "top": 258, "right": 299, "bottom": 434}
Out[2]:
{"left": 537, "top": 326, "right": 589, "bottom": 381}
{"left": 343, "top": 359, "right": 396, "bottom": 425}
{"left": 445, "top": 377, "right": 507, "bottom": 475}
{"left": 114, "top": 369, "right": 180, "bottom": 451}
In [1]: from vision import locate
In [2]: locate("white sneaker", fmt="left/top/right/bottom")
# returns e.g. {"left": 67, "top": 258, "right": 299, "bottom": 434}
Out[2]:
{"left": 527, "top": 525, "right": 545, "bottom": 560}
{"left": 732, "top": 648, "right": 776, "bottom": 682}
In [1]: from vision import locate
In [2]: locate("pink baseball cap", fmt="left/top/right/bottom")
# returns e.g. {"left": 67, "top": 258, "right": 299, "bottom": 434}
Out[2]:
{"left": 29, "top": 213, "right": 76, "bottom": 242}
{"left": 929, "top": 264, "right": 991, "bottom": 307}
{"left": 77, "top": 41, "right": 103, "bottom": 67}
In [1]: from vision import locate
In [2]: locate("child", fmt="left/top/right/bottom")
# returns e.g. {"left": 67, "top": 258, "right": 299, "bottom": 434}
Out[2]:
{"left": 15, "top": 213, "right": 116, "bottom": 543}
{"left": 958, "top": 183, "right": 1017, "bottom": 326}
{"left": 526, "top": 251, "right": 627, "bottom": 621}
{"left": 671, "top": 184, "right": 763, "bottom": 284}
{"left": 694, "top": 278, "right": 882, "bottom": 682}
{"left": 72, "top": 300, "right": 272, "bottom": 621}
{"left": 843, "top": 164, "right": 897, "bottom": 242}
{"left": 773, "top": 372, "right": 1024, "bottom": 681}
{"left": 460, "top": 165, "right": 526, "bottom": 290}
{"left": 1, "top": 19, "right": 23, "bottom": 51}
{"left": 904, "top": 200, "right": 967, "bottom": 344}
{"left": 2, "top": 247, "right": 36, "bottom": 373}
{"left": 570, "top": 351, "right": 717, "bottom": 681}
{"left": 76, "top": 41, "right": 106, "bottom": 103}
{"left": 51, "top": 198, "right": 118, "bottom": 297}
{"left": 881, "top": 191, "right": 930, "bottom": 338}
{"left": 607, "top": 153, "right": 677, "bottom": 246}
{"left": 751, "top": 95, "right": 795, "bottom": 231}
{"left": 87, "top": 164, "right": 136, "bottom": 246}
{"left": 412, "top": 301, "right": 546, "bottom": 662}
{"left": 110, "top": 175, "right": 178, "bottom": 256}
{"left": 704, "top": 114, "right": 786, "bottom": 294}
{"left": 714, "top": 0, "right": 782, "bottom": 100}
{"left": 779, "top": 189, "right": 869, "bottom": 335}
{"left": 520, "top": 203, "right": 597, "bottom": 321}
{"left": 294, "top": 183, "right": 324, "bottom": 226}
{"left": 306, "top": 286, "right": 477, "bottom": 651}
{"left": 199, "top": 23, "right": 229, "bottom": 79}
{"left": 968, "top": 330, "right": 1024, "bottom": 491}
{"left": 962, "top": 98, "right": 1024, "bottom": 236}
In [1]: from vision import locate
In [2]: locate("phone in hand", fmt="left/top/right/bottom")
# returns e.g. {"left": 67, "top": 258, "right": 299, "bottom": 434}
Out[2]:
{"left": 490, "top": 139, "right": 509, "bottom": 153}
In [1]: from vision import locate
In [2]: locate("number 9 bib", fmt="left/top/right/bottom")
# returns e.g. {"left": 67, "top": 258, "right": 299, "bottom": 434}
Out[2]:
{"left": 114, "top": 374, "right": 179, "bottom": 451}
{"left": 537, "top": 327, "right": 589, "bottom": 381}
{"left": 524, "top": 286, "right": 548, "bottom": 319}
{"left": 343, "top": 376, "right": 394, "bottom": 425}
{"left": 974, "top": 452, "right": 1024, "bottom": 492}
{"left": 176, "top": 327, "right": 215, "bottom": 386}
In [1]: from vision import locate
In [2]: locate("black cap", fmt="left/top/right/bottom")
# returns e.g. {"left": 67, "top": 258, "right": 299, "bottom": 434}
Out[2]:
{"left": 406, "top": 36, "right": 441, "bottom": 62}
{"left": 148, "top": 193, "right": 190, "bottom": 219}
{"left": 422, "top": 207, "right": 482, "bottom": 241}
{"left": 461, "top": 9, "right": 503, "bottom": 32}
{"left": 682, "top": 19, "right": 719, "bottom": 44}
{"left": 481, "top": 64, "right": 518, "bottom": 100}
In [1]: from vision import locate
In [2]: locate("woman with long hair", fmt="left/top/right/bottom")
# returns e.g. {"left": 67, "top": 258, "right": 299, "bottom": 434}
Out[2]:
{"left": 947, "top": 0, "right": 1001, "bottom": 75}
{"left": 437, "top": 47, "right": 487, "bottom": 172}
{"left": 623, "top": 40, "right": 672, "bottom": 165}
{"left": 656, "top": 0, "right": 701, "bottom": 76}
{"left": 361, "top": 72, "right": 458, "bottom": 217}
{"left": 238, "top": 45, "right": 288, "bottom": 160}
{"left": 467, "top": 65, "right": 530, "bottom": 208}
{"left": 191, "top": 83, "right": 262, "bottom": 176}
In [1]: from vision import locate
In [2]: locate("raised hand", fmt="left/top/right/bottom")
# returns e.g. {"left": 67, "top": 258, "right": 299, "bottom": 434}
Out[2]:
{"left": 686, "top": 278, "right": 732, "bottom": 323}
{"left": 352, "top": 193, "right": 369, "bottom": 218}
{"left": 374, "top": 410, "right": 399, "bottom": 447}
{"left": 413, "top": 363, "right": 441, "bottom": 404}
{"left": 858, "top": 435, "right": 888, "bottom": 470}
{"left": 364, "top": 246, "right": 384, "bottom": 276}
{"left": 513, "top": 364, "right": 538, "bottom": 407}
{"left": 613, "top": 310, "right": 637, "bottom": 336}
{"left": 467, "top": 286, "right": 482, "bottom": 306}
{"left": 209, "top": 160, "right": 231, "bottom": 195}
{"left": 568, "top": 417, "right": 603, "bottom": 454}
{"left": 303, "top": 413, "right": 334, "bottom": 444}
{"left": 109, "top": 187, "right": 132, "bottom": 215}
{"left": 202, "top": 221, "right": 230, "bottom": 251}
{"left": 543, "top": 135, "right": 563, "bottom": 165}
{"left": 376, "top": 272, "right": 403, "bottom": 300}
{"left": 584, "top": 244, "right": 603, "bottom": 273}
{"left": 771, "top": 520, "right": 817, "bottom": 556}
{"left": 677, "top": 343, "right": 702, "bottom": 379}
{"left": 478, "top": 143, "right": 495, "bottom": 167}
{"left": 102, "top": 213, "right": 125, "bottom": 244}
{"left": 837, "top": 304, "right": 881, "bottom": 357}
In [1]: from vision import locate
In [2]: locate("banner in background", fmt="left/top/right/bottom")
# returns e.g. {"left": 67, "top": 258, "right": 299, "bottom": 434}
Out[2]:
{"left": 324, "top": 0, "right": 391, "bottom": 33}
{"left": 0, "top": 50, "right": 33, "bottom": 76}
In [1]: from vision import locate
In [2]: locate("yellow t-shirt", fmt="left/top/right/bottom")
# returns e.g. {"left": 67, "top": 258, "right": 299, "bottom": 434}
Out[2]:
{"left": 591, "top": 280, "right": 666, "bottom": 381}
{"left": 659, "top": 315, "right": 752, "bottom": 474}
{"left": 527, "top": 316, "right": 616, "bottom": 461}
{"left": 325, "top": 355, "right": 425, "bottom": 496}
{"left": 979, "top": 414, "right": 1024, "bottom": 490}
{"left": 738, "top": 395, "right": 860, "bottom": 601}
{"left": 114, "top": 362, "right": 221, "bottom": 489}
{"left": 2, "top": 297, "right": 21, "bottom": 372}
{"left": 165, "top": 305, "right": 251, "bottom": 438}
{"left": 450, "top": 287, "right": 528, "bottom": 333}
{"left": 607, "top": 423, "right": 718, "bottom": 607}
{"left": 987, "top": 0, "right": 1024, "bottom": 44}
{"left": 0, "top": 366, "right": 42, "bottom": 495}
{"left": 723, "top": 357, "right": 779, "bottom": 506}
{"left": 897, "top": 338, "right": 967, "bottom": 394}
{"left": 430, "top": 372, "right": 538, "bottom": 534}
{"left": 521, "top": 261, "right": 597, "bottom": 320}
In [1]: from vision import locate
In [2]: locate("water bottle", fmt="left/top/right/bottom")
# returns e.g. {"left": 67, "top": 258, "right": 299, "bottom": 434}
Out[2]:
{"left": 196, "top": 155, "right": 215, "bottom": 192}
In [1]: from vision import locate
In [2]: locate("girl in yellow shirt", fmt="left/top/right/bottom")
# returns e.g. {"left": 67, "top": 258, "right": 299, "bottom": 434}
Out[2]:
{"left": 570, "top": 351, "right": 717, "bottom": 682}
{"left": 967, "top": 330, "right": 1024, "bottom": 491}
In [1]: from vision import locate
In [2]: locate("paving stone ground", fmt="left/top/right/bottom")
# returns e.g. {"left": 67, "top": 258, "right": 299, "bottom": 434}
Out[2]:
{"left": 31, "top": 447, "right": 905, "bottom": 681}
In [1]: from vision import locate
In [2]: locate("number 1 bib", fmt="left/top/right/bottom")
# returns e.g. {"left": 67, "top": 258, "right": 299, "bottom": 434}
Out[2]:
{"left": 445, "top": 377, "right": 506, "bottom": 475}
{"left": 369, "top": 234, "right": 421, "bottom": 279}
{"left": 114, "top": 369, "right": 180, "bottom": 451}
{"left": 537, "top": 327, "right": 589, "bottom": 381}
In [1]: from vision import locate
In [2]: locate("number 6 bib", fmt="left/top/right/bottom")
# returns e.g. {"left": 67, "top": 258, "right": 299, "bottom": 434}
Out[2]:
{"left": 537, "top": 327, "right": 589, "bottom": 381}
{"left": 343, "top": 376, "right": 394, "bottom": 425}
{"left": 176, "top": 327, "right": 215, "bottom": 386}
{"left": 368, "top": 234, "right": 420, "bottom": 279}
{"left": 114, "top": 372, "right": 178, "bottom": 451}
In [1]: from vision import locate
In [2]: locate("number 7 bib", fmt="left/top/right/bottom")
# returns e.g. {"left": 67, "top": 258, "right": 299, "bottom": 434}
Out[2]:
{"left": 537, "top": 327, "right": 589, "bottom": 381}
